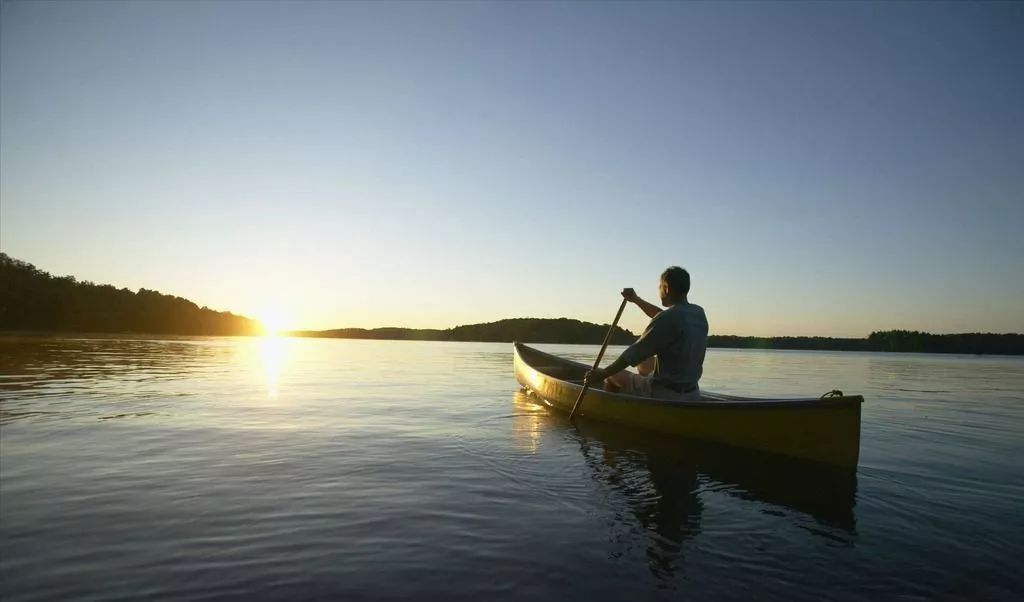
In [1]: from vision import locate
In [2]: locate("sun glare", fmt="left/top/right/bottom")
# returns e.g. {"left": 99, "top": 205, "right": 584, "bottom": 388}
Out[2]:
{"left": 259, "top": 306, "right": 292, "bottom": 337}
{"left": 259, "top": 336, "right": 287, "bottom": 398}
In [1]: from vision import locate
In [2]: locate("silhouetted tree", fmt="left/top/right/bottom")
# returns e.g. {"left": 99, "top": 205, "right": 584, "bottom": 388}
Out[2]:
{"left": 0, "top": 253, "right": 258, "bottom": 335}
{"left": 866, "top": 330, "right": 1023, "bottom": 355}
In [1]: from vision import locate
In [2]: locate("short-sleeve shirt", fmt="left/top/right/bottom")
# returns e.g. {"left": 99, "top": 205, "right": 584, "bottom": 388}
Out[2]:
{"left": 618, "top": 303, "right": 708, "bottom": 389}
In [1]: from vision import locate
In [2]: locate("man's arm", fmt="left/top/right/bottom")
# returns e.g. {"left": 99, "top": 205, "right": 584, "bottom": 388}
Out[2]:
{"left": 622, "top": 288, "right": 662, "bottom": 319}
{"left": 584, "top": 355, "right": 631, "bottom": 387}
{"left": 584, "top": 312, "right": 674, "bottom": 385}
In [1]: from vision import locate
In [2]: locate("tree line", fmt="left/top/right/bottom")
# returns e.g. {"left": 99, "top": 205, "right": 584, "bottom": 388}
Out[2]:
{"left": 292, "top": 318, "right": 637, "bottom": 345}
{"left": 296, "top": 323, "right": 1023, "bottom": 355}
{"left": 708, "top": 332, "right": 1023, "bottom": 355}
{"left": 0, "top": 253, "right": 258, "bottom": 335}
{"left": 3, "top": 253, "right": 1020, "bottom": 354}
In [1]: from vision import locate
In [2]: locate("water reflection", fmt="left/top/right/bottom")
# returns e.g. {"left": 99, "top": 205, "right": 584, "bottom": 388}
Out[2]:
{"left": 0, "top": 336, "right": 232, "bottom": 424}
{"left": 258, "top": 336, "right": 289, "bottom": 399}
{"left": 577, "top": 421, "right": 703, "bottom": 581}
{"left": 513, "top": 390, "right": 858, "bottom": 579}
{"left": 510, "top": 394, "right": 547, "bottom": 454}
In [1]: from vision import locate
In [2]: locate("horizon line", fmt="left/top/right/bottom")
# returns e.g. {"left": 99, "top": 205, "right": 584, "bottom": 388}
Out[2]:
{"left": 287, "top": 322, "right": 1024, "bottom": 339}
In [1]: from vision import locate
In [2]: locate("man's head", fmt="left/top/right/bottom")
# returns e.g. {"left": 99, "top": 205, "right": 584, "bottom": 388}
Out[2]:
{"left": 659, "top": 266, "right": 690, "bottom": 306}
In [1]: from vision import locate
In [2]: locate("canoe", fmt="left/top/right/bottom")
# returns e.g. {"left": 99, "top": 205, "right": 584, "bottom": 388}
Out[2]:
{"left": 513, "top": 342, "right": 863, "bottom": 469}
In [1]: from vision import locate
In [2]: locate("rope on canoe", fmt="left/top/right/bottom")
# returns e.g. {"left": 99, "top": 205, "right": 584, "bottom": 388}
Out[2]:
{"left": 820, "top": 389, "right": 844, "bottom": 399}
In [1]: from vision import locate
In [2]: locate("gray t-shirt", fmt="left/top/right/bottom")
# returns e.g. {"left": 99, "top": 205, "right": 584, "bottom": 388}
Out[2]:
{"left": 619, "top": 302, "right": 708, "bottom": 389}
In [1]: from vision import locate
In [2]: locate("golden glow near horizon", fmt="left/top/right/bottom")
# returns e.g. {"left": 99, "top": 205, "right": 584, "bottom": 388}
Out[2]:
{"left": 258, "top": 305, "right": 293, "bottom": 337}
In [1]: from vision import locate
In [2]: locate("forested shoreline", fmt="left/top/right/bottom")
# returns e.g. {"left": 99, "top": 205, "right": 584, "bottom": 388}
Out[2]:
{"left": 2, "top": 253, "right": 1021, "bottom": 354}
{"left": 294, "top": 325, "right": 1023, "bottom": 355}
{"left": 706, "top": 332, "right": 1023, "bottom": 355}
{"left": 0, "top": 254, "right": 258, "bottom": 336}
{"left": 292, "top": 318, "right": 637, "bottom": 345}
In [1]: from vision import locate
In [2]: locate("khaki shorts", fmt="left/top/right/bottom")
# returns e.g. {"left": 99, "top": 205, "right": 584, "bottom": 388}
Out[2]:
{"left": 627, "top": 373, "right": 701, "bottom": 401}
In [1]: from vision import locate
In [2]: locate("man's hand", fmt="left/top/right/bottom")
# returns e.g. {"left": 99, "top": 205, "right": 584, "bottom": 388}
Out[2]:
{"left": 623, "top": 287, "right": 662, "bottom": 319}
{"left": 584, "top": 367, "right": 607, "bottom": 387}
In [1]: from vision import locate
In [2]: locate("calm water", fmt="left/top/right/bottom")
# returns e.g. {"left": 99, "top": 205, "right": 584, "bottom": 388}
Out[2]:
{"left": 1, "top": 337, "right": 1022, "bottom": 601}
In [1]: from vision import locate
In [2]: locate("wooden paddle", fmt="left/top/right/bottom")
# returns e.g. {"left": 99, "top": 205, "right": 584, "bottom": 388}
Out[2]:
{"left": 569, "top": 297, "right": 628, "bottom": 421}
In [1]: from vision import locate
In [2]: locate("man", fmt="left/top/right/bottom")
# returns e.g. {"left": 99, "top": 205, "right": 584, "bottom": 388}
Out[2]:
{"left": 585, "top": 266, "right": 709, "bottom": 401}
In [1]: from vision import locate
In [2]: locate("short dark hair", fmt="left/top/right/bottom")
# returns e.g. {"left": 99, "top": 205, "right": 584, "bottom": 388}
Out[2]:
{"left": 660, "top": 266, "right": 690, "bottom": 296}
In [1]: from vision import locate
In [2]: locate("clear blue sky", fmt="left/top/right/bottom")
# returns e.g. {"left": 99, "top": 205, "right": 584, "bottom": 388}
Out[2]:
{"left": 2, "top": 1, "right": 1022, "bottom": 336}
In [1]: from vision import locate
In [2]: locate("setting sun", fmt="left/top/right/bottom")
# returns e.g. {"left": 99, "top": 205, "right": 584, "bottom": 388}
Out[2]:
{"left": 258, "top": 306, "right": 292, "bottom": 336}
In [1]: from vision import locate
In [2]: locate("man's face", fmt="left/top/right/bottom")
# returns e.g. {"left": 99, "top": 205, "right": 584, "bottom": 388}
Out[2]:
{"left": 659, "top": 279, "right": 670, "bottom": 306}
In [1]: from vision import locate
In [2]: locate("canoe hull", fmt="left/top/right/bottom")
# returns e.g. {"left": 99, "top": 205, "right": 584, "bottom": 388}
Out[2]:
{"left": 513, "top": 342, "right": 862, "bottom": 469}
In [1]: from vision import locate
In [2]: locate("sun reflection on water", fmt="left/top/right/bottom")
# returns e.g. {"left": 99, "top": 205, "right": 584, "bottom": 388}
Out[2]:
{"left": 259, "top": 336, "right": 289, "bottom": 398}
{"left": 512, "top": 390, "right": 549, "bottom": 454}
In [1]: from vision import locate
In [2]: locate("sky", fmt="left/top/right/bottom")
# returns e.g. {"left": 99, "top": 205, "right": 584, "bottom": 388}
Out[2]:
{"left": 2, "top": 1, "right": 1022, "bottom": 337}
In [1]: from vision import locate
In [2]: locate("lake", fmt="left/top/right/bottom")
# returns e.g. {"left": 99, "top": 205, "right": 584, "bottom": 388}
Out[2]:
{"left": 1, "top": 336, "right": 1022, "bottom": 600}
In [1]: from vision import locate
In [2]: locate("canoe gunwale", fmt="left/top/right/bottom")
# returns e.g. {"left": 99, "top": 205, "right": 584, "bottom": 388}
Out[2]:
{"left": 514, "top": 342, "right": 864, "bottom": 410}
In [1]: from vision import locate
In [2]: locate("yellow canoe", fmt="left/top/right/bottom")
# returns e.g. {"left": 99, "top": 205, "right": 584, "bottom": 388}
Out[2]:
{"left": 513, "top": 342, "right": 863, "bottom": 469}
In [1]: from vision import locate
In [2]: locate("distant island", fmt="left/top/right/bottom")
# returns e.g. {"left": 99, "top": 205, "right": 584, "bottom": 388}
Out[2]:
{"left": 2, "top": 253, "right": 1021, "bottom": 354}
{"left": 291, "top": 318, "right": 637, "bottom": 345}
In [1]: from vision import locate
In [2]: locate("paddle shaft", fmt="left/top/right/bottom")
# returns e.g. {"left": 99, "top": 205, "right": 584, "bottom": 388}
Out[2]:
{"left": 569, "top": 297, "right": 629, "bottom": 420}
